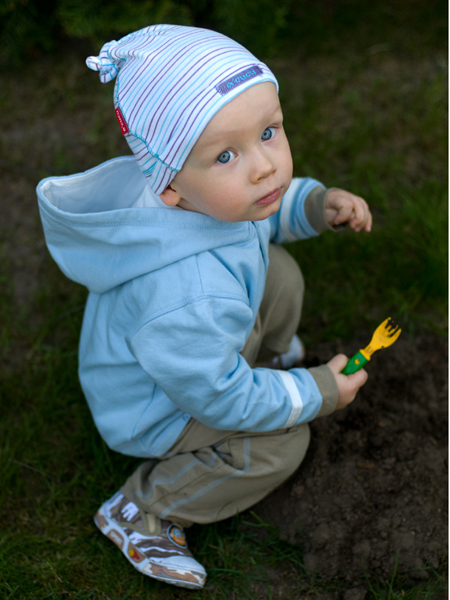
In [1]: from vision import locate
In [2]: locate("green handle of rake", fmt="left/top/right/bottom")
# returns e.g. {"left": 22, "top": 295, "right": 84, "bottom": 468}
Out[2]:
{"left": 342, "top": 350, "right": 369, "bottom": 375}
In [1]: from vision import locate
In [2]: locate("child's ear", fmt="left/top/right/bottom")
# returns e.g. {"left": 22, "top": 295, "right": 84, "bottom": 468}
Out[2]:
{"left": 160, "top": 184, "right": 181, "bottom": 207}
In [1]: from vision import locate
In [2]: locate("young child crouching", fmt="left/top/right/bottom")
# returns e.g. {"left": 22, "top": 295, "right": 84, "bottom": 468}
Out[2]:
{"left": 37, "top": 25, "right": 371, "bottom": 589}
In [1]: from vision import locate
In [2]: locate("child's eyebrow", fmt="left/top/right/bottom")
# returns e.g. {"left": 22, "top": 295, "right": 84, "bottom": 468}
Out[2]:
{"left": 199, "top": 104, "right": 283, "bottom": 150}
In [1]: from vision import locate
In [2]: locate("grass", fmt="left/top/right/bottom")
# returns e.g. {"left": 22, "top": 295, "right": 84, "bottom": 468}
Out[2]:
{"left": 277, "top": 46, "right": 447, "bottom": 342}
{"left": 0, "top": 2, "right": 447, "bottom": 598}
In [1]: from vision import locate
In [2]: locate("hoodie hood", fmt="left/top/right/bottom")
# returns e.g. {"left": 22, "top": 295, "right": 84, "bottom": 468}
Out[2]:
{"left": 37, "top": 156, "right": 249, "bottom": 293}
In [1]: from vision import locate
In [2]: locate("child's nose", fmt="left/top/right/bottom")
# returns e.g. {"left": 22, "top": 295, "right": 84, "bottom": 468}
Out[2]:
{"left": 251, "top": 148, "right": 276, "bottom": 181}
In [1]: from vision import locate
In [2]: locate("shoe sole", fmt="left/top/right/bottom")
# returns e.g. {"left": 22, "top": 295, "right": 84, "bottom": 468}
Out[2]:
{"left": 94, "top": 503, "right": 205, "bottom": 590}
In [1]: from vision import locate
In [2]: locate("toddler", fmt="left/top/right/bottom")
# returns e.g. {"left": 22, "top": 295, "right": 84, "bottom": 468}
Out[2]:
{"left": 37, "top": 25, "right": 371, "bottom": 590}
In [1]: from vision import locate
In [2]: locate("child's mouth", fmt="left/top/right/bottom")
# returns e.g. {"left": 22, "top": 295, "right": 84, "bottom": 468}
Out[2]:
{"left": 254, "top": 188, "right": 282, "bottom": 206}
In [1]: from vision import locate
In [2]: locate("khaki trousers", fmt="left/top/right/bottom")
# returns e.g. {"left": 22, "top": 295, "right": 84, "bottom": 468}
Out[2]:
{"left": 122, "top": 245, "right": 310, "bottom": 528}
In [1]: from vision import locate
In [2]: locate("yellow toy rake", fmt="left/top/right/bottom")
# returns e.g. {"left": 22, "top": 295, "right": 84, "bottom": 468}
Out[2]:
{"left": 342, "top": 317, "right": 401, "bottom": 375}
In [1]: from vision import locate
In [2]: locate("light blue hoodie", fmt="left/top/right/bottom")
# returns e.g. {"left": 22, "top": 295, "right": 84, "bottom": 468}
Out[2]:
{"left": 37, "top": 156, "right": 337, "bottom": 458}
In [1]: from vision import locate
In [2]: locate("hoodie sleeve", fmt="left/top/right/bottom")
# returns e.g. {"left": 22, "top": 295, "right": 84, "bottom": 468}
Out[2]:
{"left": 269, "top": 177, "right": 333, "bottom": 243}
{"left": 127, "top": 294, "right": 332, "bottom": 432}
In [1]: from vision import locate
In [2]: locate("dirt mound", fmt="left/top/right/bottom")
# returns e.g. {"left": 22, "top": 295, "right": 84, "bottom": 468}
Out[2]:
{"left": 254, "top": 332, "right": 447, "bottom": 586}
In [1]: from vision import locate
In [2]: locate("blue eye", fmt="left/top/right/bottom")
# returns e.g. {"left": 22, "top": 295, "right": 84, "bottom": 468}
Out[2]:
{"left": 261, "top": 127, "right": 276, "bottom": 141}
{"left": 217, "top": 150, "right": 236, "bottom": 164}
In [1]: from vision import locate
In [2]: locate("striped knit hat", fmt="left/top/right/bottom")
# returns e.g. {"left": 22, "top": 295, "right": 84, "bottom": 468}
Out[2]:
{"left": 86, "top": 25, "right": 278, "bottom": 195}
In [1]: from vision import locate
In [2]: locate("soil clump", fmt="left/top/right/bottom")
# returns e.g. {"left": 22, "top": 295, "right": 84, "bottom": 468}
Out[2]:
{"left": 253, "top": 332, "right": 448, "bottom": 588}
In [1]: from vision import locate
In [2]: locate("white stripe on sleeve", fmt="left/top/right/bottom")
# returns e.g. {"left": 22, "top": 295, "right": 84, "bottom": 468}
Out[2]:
{"left": 278, "top": 183, "right": 298, "bottom": 242}
{"left": 275, "top": 369, "right": 304, "bottom": 427}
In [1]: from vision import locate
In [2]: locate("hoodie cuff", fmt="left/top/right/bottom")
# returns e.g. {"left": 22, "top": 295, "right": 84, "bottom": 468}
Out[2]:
{"left": 304, "top": 186, "right": 350, "bottom": 234}
{"left": 304, "top": 185, "right": 333, "bottom": 233}
{"left": 308, "top": 364, "right": 339, "bottom": 417}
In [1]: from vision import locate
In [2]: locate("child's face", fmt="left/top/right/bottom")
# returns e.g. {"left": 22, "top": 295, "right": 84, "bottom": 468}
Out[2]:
{"left": 161, "top": 82, "right": 293, "bottom": 222}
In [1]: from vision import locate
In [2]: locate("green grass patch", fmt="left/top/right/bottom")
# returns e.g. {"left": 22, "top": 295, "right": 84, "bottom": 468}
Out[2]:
{"left": 275, "top": 47, "right": 447, "bottom": 341}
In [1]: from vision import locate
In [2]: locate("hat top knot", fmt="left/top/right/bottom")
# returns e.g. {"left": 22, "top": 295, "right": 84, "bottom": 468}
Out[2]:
{"left": 86, "top": 46, "right": 123, "bottom": 83}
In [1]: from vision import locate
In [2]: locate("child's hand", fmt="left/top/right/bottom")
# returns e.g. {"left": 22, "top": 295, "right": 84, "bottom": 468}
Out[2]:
{"left": 325, "top": 189, "right": 372, "bottom": 232}
{"left": 327, "top": 354, "right": 368, "bottom": 410}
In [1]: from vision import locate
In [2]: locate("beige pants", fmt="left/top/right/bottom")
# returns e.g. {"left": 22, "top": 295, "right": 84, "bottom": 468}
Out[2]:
{"left": 122, "top": 245, "right": 309, "bottom": 528}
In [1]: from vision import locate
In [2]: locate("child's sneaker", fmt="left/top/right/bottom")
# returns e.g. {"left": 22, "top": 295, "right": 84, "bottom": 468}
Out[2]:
{"left": 257, "top": 334, "right": 306, "bottom": 369}
{"left": 94, "top": 491, "right": 206, "bottom": 589}
{"left": 278, "top": 334, "right": 305, "bottom": 368}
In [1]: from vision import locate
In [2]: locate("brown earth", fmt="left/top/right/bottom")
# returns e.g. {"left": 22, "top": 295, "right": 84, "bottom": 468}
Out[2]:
{"left": 251, "top": 332, "right": 448, "bottom": 595}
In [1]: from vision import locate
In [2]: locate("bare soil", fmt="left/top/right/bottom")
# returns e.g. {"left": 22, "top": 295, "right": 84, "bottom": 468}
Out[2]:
{"left": 252, "top": 332, "right": 448, "bottom": 594}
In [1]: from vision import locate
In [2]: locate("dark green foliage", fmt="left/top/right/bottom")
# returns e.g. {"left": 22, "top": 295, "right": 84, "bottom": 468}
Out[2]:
{"left": 210, "top": 0, "right": 293, "bottom": 56}
{"left": 57, "top": 0, "right": 192, "bottom": 45}
{"left": 1, "top": 0, "right": 447, "bottom": 64}
{"left": 0, "top": 0, "right": 59, "bottom": 61}
{"left": 0, "top": 0, "right": 194, "bottom": 62}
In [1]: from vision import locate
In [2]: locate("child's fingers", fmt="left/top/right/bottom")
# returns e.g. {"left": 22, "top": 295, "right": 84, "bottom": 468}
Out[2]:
{"left": 338, "top": 368, "right": 368, "bottom": 407}
{"left": 325, "top": 189, "right": 373, "bottom": 231}
{"left": 328, "top": 354, "right": 369, "bottom": 387}
{"left": 346, "top": 367, "right": 369, "bottom": 389}
{"left": 331, "top": 204, "right": 353, "bottom": 225}
{"left": 327, "top": 354, "right": 369, "bottom": 410}
{"left": 327, "top": 353, "right": 349, "bottom": 373}
{"left": 349, "top": 196, "right": 371, "bottom": 231}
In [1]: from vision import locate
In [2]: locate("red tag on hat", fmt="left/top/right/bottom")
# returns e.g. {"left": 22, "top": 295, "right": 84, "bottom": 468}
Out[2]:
{"left": 115, "top": 107, "right": 129, "bottom": 134}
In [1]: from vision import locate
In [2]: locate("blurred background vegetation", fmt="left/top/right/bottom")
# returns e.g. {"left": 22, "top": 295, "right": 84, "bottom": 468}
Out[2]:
{"left": 0, "top": 1, "right": 447, "bottom": 598}
{"left": 1, "top": 0, "right": 447, "bottom": 62}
